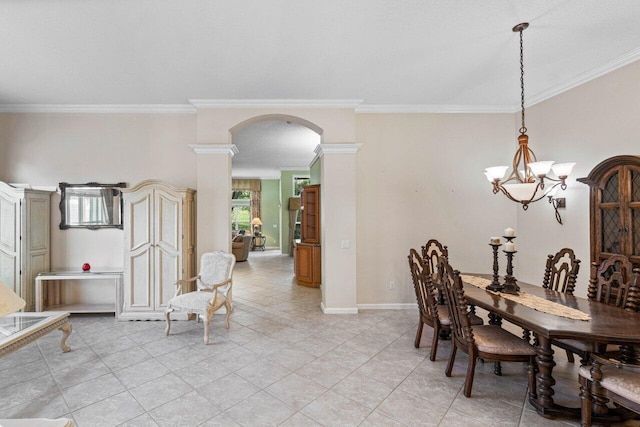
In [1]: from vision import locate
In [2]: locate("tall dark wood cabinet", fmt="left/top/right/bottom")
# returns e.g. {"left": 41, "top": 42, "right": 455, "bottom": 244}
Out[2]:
{"left": 578, "top": 155, "right": 640, "bottom": 267}
{"left": 294, "top": 184, "right": 321, "bottom": 287}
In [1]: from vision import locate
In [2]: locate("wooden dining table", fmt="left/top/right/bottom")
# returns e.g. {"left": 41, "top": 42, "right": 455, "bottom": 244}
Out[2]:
{"left": 461, "top": 274, "right": 640, "bottom": 420}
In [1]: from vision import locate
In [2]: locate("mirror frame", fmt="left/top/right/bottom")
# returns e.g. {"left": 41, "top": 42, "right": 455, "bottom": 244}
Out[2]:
{"left": 59, "top": 182, "right": 126, "bottom": 230}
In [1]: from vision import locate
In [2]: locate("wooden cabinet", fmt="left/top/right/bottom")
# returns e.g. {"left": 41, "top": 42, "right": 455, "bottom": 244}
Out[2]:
{"left": 120, "top": 180, "right": 195, "bottom": 320}
{"left": 295, "top": 184, "right": 321, "bottom": 287}
{"left": 0, "top": 182, "right": 52, "bottom": 312}
{"left": 294, "top": 242, "right": 321, "bottom": 287}
{"left": 301, "top": 184, "right": 320, "bottom": 243}
{"left": 578, "top": 156, "right": 640, "bottom": 267}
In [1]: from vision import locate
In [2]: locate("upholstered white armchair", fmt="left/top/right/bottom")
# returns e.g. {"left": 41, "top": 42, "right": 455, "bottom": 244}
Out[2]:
{"left": 165, "top": 251, "right": 236, "bottom": 344}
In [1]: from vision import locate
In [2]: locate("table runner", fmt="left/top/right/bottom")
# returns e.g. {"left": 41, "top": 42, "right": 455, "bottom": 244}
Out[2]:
{"left": 460, "top": 275, "right": 590, "bottom": 321}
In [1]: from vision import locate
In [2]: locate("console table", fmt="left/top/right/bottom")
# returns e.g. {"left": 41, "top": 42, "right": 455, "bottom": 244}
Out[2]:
{"left": 0, "top": 312, "right": 72, "bottom": 358}
{"left": 35, "top": 271, "right": 123, "bottom": 316}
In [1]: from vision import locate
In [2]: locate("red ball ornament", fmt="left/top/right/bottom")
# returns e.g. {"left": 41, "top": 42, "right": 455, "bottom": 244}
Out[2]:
{"left": 82, "top": 263, "right": 91, "bottom": 272}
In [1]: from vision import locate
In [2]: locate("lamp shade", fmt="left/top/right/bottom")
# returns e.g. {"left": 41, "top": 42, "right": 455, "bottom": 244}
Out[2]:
{"left": 528, "top": 161, "right": 554, "bottom": 177}
{"left": 250, "top": 218, "right": 262, "bottom": 226}
{"left": 551, "top": 162, "right": 576, "bottom": 178}
{"left": 0, "top": 280, "right": 25, "bottom": 317}
{"left": 484, "top": 166, "right": 509, "bottom": 181}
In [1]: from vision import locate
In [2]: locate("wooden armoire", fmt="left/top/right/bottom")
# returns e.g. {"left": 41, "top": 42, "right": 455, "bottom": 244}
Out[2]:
{"left": 119, "top": 180, "right": 196, "bottom": 320}
{"left": 294, "top": 184, "right": 321, "bottom": 287}
{"left": 578, "top": 155, "right": 640, "bottom": 267}
{"left": 0, "top": 182, "right": 53, "bottom": 312}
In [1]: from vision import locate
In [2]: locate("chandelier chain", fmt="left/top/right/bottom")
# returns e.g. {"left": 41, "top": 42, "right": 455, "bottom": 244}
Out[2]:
{"left": 519, "top": 27, "right": 526, "bottom": 135}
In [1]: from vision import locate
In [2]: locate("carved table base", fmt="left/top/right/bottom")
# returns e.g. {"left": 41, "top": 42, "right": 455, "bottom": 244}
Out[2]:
{"left": 0, "top": 312, "right": 72, "bottom": 358}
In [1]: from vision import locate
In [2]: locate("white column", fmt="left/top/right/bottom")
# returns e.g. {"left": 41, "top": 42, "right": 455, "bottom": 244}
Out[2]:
{"left": 189, "top": 144, "right": 238, "bottom": 264}
{"left": 316, "top": 143, "right": 361, "bottom": 314}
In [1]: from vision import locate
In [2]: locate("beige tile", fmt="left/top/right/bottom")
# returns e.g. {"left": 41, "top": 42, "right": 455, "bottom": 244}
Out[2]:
{"left": 197, "top": 373, "right": 260, "bottom": 411}
{"left": 331, "top": 371, "right": 394, "bottom": 409}
{"left": 235, "top": 359, "right": 291, "bottom": 388}
{"left": 224, "top": 390, "right": 296, "bottom": 425}
{"left": 376, "top": 389, "right": 447, "bottom": 426}
{"left": 301, "top": 390, "right": 371, "bottom": 426}
{"left": 265, "top": 373, "right": 327, "bottom": 410}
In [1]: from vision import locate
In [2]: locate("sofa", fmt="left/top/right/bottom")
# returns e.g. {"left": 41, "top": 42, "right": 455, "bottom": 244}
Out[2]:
{"left": 232, "top": 234, "right": 253, "bottom": 261}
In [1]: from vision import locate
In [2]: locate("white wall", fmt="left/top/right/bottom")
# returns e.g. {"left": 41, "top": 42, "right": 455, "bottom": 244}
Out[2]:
{"left": 1, "top": 113, "right": 197, "bottom": 270}
{"left": 1, "top": 60, "right": 638, "bottom": 302}
{"left": 515, "top": 60, "right": 640, "bottom": 298}
{"left": 355, "top": 113, "right": 518, "bottom": 304}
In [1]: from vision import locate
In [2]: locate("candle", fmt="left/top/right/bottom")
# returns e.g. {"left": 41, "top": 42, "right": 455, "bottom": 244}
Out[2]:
{"left": 490, "top": 237, "right": 501, "bottom": 245}
{"left": 505, "top": 242, "right": 515, "bottom": 252}
{"left": 504, "top": 227, "right": 515, "bottom": 237}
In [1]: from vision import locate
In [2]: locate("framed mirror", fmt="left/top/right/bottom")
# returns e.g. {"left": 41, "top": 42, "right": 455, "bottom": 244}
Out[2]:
{"left": 59, "top": 182, "right": 126, "bottom": 230}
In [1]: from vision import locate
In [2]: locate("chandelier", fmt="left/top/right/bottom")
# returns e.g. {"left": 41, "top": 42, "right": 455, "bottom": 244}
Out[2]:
{"left": 484, "top": 23, "right": 574, "bottom": 223}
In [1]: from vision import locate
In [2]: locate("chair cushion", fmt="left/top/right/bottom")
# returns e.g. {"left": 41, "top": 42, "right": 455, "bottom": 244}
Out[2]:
{"left": 168, "top": 291, "right": 224, "bottom": 313}
{"left": 472, "top": 325, "right": 537, "bottom": 356}
{"left": 580, "top": 364, "right": 640, "bottom": 403}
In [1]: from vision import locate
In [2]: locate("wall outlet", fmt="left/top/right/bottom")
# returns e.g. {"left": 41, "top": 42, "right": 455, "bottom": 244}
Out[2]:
{"left": 341, "top": 240, "right": 350, "bottom": 249}
{"left": 389, "top": 281, "right": 396, "bottom": 289}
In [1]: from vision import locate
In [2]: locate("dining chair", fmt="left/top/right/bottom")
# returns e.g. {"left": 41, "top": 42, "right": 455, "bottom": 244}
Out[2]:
{"left": 537, "top": 248, "right": 581, "bottom": 362}
{"left": 543, "top": 248, "right": 581, "bottom": 294}
{"left": 165, "top": 251, "right": 236, "bottom": 344}
{"left": 421, "top": 239, "right": 448, "bottom": 304}
{"left": 439, "top": 256, "right": 537, "bottom": 398}
{"left": 408, "top": 248, "right": 449, "bottom": 360}
{"left": 554, "top": 255, "right": 640, "bottom": 364}
{"left": 579, "top": 354, "right": 640, "bottom": 426}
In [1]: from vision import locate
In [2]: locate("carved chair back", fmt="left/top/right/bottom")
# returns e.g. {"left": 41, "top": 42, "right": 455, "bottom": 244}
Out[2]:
{"left": 408, "top": 249, "right": 439, "bottom": 323}
{"left": 587, "top": 255, "right": 640, "bottom": 311}
{"left": 542, "top": 248, "right": 581, "bottom": 294}
{"left": 421, "top": 239, "right": 449, "bottom": 282}
{"left": 439, "top": 256, "right": 474, "bottom": 349}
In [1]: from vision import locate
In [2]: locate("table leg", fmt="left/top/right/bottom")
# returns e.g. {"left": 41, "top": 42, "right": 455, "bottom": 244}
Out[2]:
{"left": 59, "top": 322, "right": 72, "bottom": 353}
{"left": 535, "top": 336, "right": 556, "bottom": 412}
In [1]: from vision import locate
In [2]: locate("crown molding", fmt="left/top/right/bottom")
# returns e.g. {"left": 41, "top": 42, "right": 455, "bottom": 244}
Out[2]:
{"left": 527, "top": 46, "right": 640, "bottom": 107}
{"left": 314, "top": 143, "right": 362, "bottom": 156}
{"left": 355, "top": 104, "right": 516, "bottom": 114}
{"left": 188, "top": 99, "right": 364, "bottom": 109}
{"left": 189, "top": 144, "right": 239, "bottom": 156}
{"left": 0, "top": 104, "right": 196, "bottom": 114}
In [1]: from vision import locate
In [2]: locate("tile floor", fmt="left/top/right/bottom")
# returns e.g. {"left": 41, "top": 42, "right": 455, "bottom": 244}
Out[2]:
{"left": 0, "top": 249, "right": 591, "bottom": 426}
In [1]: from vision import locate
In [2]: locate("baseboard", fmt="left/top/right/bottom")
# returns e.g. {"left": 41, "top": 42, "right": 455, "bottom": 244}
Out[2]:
{"left": 320, "top": 302, "right": 358, "bottom": 314}
{"left": 356, "top": 303, "right": 418, "bottom": 310}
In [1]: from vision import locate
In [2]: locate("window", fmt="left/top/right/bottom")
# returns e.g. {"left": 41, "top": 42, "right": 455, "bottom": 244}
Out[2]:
{"left": 293, "top": 176, "right": 310, "bottom": 239}
{"left": 231, "top": 190, "right": 251, "bottom": 232}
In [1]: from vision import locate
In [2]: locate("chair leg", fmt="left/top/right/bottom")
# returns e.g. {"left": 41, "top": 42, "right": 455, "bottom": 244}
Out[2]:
{"left": 430, "top": 323, "right": 439, "bottom": 362}
{"left": 224, "top": 301, "right": 232, "bottom": 329}
{"left": 494, "top": 362, "right": 502, "bottom": 376}
{"left": 445, "top": 343, "right": 457, "bottom": 377}
{"left": 165, "top": 309, "right": 172, "bottom": 336}
{"left": 580, "top": 380, "right": 592, "bottom": 427}
{"left": 566, "top": 350, "right": 575, "bottom": 363}
{"left": 414, "top": 321, "right": 424, "bottom": 349}
{"left": 464, "top": 355, "right": 478, "bottom": 397}
{"left": 527, "top": 357, "right": 537, "bottom": 401}
{"left": 204, "top": 310, "right": 213, "bottom": 345}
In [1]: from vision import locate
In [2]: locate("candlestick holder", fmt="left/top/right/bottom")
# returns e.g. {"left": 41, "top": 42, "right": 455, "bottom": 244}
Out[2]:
{"left": 502, "top": 249, "right": 520, "bottom": 295}
{"left": 486, "top": 243, "right": 503, "bottom": 292}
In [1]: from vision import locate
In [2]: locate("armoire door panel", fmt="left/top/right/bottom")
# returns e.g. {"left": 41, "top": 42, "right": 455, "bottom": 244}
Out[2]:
{"left": 0, "top": 252, "right": 19, "bottom": 295}
{"left": 129, "top": 251, "right": 152, "bottom": 309}
{"left": 0, "top": 197, "right": 17, "bottom": 251}
{"left": 155, "top": 190, "right": 181, "bottom": 253}
{"left": 27, "top": 198, "right": 49, "bottom": 250}
{"left": 155, "top": 247, "right": 180, "bottom": 309}
{"left": 129, "top": 194, "right": 152, "bottom": 252}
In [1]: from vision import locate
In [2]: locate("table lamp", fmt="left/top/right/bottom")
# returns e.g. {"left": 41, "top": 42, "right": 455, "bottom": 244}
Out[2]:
{"left": 251, "top": 217, "right": 262, "bottom": 235}
{"left": 0, "top": 280, "right": 25, "bottom": 317}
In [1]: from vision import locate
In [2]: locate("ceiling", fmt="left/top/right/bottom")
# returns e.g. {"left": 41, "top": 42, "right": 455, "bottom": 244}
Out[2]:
{"left": 2, "top": 1, "right": 640, "bottom": 177}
